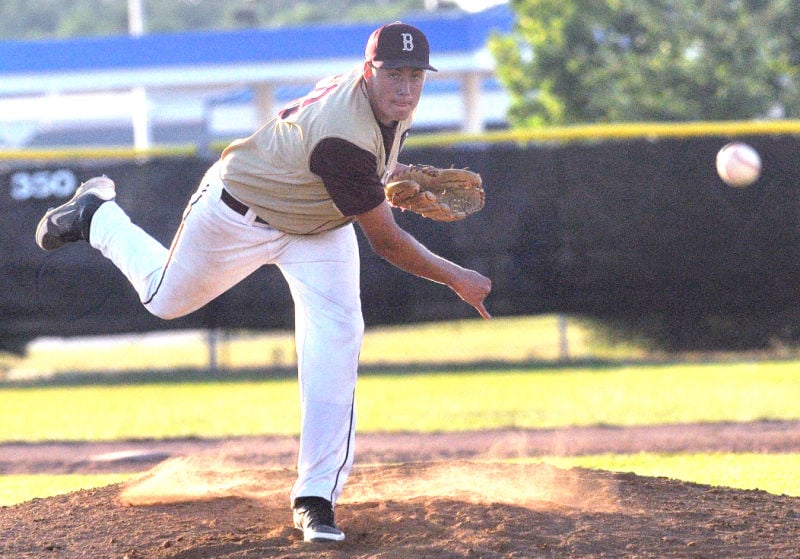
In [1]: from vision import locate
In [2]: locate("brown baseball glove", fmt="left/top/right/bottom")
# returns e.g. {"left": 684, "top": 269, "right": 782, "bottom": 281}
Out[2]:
{"left": 384, "top": 165, "right": 484, "bottom": 222}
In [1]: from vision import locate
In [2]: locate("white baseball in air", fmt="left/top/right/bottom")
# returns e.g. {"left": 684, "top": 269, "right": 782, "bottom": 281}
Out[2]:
{"left": 715, "top": 142, "right": 762, "bottom": 188}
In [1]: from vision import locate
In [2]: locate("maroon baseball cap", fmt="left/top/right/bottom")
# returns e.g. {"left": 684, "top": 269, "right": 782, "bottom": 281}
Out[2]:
{"left": 365, "top": 22, "right": 438, "bottom": 72}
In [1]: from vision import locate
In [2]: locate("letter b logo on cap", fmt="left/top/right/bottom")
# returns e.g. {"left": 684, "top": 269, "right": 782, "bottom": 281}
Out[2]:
{"left": 401, "top": 32, "right": 414, "bottom": 52}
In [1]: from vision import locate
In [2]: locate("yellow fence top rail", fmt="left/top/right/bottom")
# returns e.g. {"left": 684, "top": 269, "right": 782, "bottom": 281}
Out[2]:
{"left": 2, "top": 121, "right": 799, "bottom": 161}
{"left": 405, "top": 120, "right": 800, "bottom": 147}
{"left": 0, "top": 144, "right": 197, "bottom": 162}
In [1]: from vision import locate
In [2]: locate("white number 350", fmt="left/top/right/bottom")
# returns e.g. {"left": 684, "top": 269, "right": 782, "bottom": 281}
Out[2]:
{"left": 10, "top": 169, "right": 79, "bottom": 201}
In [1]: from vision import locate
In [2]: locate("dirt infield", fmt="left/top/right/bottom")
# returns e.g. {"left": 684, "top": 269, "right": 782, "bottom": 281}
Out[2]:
{"left": 2, "top": 422, "right": 800, "bottom": 558}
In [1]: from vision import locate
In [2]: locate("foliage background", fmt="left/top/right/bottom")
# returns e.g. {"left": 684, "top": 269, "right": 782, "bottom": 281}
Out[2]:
{"left": 489, "top": 0, "right": 800, "bottom": 124}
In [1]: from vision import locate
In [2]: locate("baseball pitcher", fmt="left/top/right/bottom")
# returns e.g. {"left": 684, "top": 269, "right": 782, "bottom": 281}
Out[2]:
{"left": 35, "top": 21, "right": 491, "bottom": 543}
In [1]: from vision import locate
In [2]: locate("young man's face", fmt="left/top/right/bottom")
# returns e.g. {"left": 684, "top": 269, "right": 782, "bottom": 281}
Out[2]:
{"left": 364, "top": 64, "right": 426, "bottom": 126}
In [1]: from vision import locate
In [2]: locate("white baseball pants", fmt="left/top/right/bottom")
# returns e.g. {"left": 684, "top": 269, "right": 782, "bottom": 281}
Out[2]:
{"left": 89, "top": 162, "right": 362, "bottom": 506}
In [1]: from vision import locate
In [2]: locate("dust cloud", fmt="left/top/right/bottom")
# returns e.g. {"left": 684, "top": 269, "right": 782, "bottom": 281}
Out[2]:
{"left": 119, "top": 456, "right": 290, "bottom": 506}
{"left": 120, "top": 456, "right": 619, "bottom": 514}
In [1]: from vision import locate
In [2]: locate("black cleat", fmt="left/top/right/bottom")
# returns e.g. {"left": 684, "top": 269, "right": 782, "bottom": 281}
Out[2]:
{"left": 35, "top": 176, "right": 116, "bottom": 250}
{"left": 292, "top": 496, "right": 345, "bottom": 543}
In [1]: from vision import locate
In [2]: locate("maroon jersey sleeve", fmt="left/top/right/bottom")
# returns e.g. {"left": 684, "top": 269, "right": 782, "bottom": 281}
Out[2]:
{"left": 310, "top": 137, "right": 387, "bottom": 216}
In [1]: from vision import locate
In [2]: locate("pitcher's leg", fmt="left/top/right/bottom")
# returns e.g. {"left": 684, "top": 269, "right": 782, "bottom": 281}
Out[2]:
{"left": 89, "top": 201, "right": 170, "bottom": 309}
{"left": 292, "top": 393, "right": 357, "bottom": 504}
{"left": 90, "top": 168, "right": 274, "bottom": 319}
{"left": 279, "top": 225, "right": 363, "bottom": 506}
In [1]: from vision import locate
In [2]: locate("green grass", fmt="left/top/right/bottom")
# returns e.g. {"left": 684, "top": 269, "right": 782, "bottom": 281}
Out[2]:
{"left": 1, "top": 361, "right": 797, "bottom": 441}
{"left": 357, "top": 362, "right": 800, "bottom": 432}
{"left": 0, "top": 381, "right": 300, "bottom": 441}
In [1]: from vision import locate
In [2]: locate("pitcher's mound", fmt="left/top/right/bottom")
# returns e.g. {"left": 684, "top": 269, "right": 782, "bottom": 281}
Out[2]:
{"left": 1, "top": 459, "right": 798, "bottom": 558}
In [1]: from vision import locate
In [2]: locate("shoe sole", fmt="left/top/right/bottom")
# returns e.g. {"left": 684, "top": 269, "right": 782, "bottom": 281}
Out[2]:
{"left": 35, "top": 176, "right": 116, "bottom": 250}
{"left": 307, "top": 534, "right": 345, "bottom": 543}
{"left": 293, "top": 519, "right": 345, "bottom": 543}
{"left": 294, "top": 523, "right": 345, "bottom": 543}
{"left": 302, "top": 530, "right": 346, "bottom": 543}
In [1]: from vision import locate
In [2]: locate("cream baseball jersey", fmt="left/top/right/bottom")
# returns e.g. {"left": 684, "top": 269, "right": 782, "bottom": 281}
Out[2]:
{"left": 219, "top": 67, "right": 412, "bottom": 235}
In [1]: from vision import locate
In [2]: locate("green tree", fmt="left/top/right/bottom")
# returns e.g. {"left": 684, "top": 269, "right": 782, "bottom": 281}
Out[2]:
{"left": 759, "top": 0, "right": 800, "bottom": 116}
{"left": 489, "top": 0, "right": 799, "bottom": 126}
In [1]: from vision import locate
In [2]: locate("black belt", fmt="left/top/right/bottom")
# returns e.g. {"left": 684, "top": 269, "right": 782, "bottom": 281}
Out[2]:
{"left": 221, "top": 188, "right": 269, "bottom": 224}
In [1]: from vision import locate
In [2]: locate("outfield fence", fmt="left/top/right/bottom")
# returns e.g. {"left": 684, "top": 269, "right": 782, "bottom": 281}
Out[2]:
{"left": 3, "top": 120, "right": 800, "bottom": 353}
